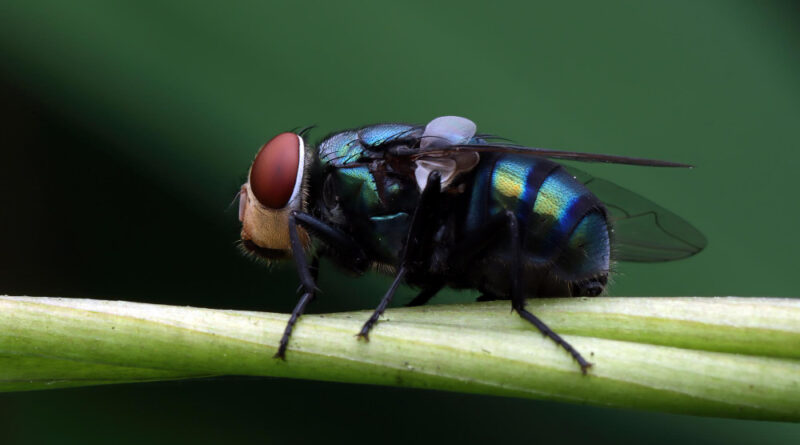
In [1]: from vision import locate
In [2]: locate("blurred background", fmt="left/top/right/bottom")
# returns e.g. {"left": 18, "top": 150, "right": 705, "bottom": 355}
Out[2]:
{"left": 1, "top": 1, "right": 798, "bottom": 443}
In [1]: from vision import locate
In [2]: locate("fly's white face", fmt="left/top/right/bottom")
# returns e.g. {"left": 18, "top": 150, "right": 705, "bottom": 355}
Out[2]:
{"left": 239, "top": 132, "right": 307, "bottom": 258}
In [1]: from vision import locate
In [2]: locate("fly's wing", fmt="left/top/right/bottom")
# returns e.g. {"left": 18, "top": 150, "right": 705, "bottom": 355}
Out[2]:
{"left": 420, "top": 143, "right": 692, "bottom": 168}
{"left": 391, "top": 116, "right": 695, "bottom": 230}
{"left": 566, "top": 166, "right": 707, "bottom": 262}
{"left": 407, "top": 117, "right": 703, "bottom": 260}
{"left": 393, "top": 116, "right": 690, "bottom": 169}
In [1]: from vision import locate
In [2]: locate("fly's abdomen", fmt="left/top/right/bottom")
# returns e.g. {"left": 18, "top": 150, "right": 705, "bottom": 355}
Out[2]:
{"left": 464, "top": 154, "right": 611, "bottom": 296}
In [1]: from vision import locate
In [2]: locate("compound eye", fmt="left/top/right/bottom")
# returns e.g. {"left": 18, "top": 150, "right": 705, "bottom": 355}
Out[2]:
{"left": 249, "top": 133, "right": 302, "bottom": 209}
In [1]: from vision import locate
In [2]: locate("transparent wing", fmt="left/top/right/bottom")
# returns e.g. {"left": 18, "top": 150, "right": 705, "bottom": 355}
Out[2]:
{"left": 380, "top": 120, "right": 703, "bottom": 260}
{"left": 418, "top": 143, "right": 692, "bottom": 168}
{"left": 566, "top": 166, "right": 707, "bottom": 262}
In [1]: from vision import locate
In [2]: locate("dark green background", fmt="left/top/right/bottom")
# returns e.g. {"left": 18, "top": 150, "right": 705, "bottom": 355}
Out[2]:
{"left": 1, "top": 1, "right": 798, "bottom": 443}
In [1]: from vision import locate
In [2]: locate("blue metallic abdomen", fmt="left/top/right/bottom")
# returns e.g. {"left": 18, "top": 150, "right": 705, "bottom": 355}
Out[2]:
{"left": 463, "top": 154, "right": 611, "bottom": 296}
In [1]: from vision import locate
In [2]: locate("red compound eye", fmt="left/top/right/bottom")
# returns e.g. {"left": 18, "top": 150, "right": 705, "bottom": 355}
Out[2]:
{"left": 249, "top": 132, "right": 301, "bottom": 209}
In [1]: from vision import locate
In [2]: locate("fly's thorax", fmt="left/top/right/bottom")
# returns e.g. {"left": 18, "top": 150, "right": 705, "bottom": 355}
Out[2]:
{"left": 239, "top": 132, "right": 311, "bottom": 258}
{"left": 321, "top": 164, "right": 418, "bottom": 263}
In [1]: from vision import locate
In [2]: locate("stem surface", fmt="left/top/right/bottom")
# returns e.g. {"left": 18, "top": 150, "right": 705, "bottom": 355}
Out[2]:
{"left": 0, "top": 296, "right": 797, "bottom": 421}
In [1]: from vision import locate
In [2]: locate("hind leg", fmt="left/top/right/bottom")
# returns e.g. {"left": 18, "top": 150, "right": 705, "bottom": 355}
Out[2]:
{"left": 504, "top": 211, "right": 592, "bottom": 374}
{"left": 453, "top": 210, "right": 592, "bottom": 374}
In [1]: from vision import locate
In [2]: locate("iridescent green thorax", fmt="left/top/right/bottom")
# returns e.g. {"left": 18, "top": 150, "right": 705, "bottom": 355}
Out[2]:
{"left": 318, "top": 130, "right": 360, "bottom": 166}
{"left": 316, "top": 124, "right": 422, "bottom": 263}
{"left": 318, "top": 124, "right": 421, "bottom": 167}
{"left": 335, "top": 166, "right": 381, "bottom": 210}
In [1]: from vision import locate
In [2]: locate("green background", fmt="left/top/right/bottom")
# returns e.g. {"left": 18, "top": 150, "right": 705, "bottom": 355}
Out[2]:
{"left": 1, "top": 1, "right": 798, "bottom": 443}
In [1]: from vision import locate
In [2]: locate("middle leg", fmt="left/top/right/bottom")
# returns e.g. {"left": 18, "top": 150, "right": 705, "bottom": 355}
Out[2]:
{"left": 406, "top": 283, "right": 444, "bottom": 307}
{"left": 358, "top": 171, "right": 442, "bottom": 340}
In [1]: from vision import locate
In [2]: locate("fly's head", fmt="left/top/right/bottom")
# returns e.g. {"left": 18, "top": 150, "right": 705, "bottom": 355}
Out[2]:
{"left": 239, "top": 132, "right": 310, "bottom": 261}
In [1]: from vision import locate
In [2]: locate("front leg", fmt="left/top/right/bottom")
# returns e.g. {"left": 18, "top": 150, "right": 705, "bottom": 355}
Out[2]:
{"left": 358, "top": 171, "right": 442, "bottom": 340}
{"left": 275, "top": 211, "right": 367, "bottom": 359}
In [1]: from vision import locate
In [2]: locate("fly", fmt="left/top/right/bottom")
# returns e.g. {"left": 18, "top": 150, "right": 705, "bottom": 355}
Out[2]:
{"left": 237, "top": 116, "right": 706, "bottom": 374}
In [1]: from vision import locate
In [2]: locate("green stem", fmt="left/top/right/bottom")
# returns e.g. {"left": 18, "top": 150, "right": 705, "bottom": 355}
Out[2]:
{"left": 0, "top": 296, "right": 798, "bottom": 421}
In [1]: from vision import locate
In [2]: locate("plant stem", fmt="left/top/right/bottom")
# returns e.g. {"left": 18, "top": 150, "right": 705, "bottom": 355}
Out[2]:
{"left": 0, "top": 296, "right": 798, "bottom": 421}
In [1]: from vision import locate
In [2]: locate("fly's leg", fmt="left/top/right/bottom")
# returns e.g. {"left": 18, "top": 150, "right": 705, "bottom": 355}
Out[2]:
{"left": 276, "top": 291, "right": 315, "bottom": 360}
{"left": 357, "top": 266, "right": 408, "bottom": 340}
{"left": 449, "top": 210, "right": 592, "bottom": 374}
{"left": 275, "top": 213, "right": 315, "bottom": 359}
{"left": 514, "top": 306, "right": 592, "bottom": 374}
{"left": 275, "top": 212, "right": 367, "bottom": 359}
{"left": 295, "top": 256, "right": 319, "bottom": 295}
{"left": 504, "top": 210, "right": 592, "bottom": 374}
{"left": 292, "top": 212, "right": 369, "bottom": 272}
{"left": 358, "top": 171, "right": 442, "bottom": 340}
{"left": 405, "top": 283, "right": 444, "bottom": 307}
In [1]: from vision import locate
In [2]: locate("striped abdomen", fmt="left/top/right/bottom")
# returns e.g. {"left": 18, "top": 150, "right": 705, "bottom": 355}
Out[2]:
{"left": 463, "top": 154, "right": 611, "bottom": 297}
